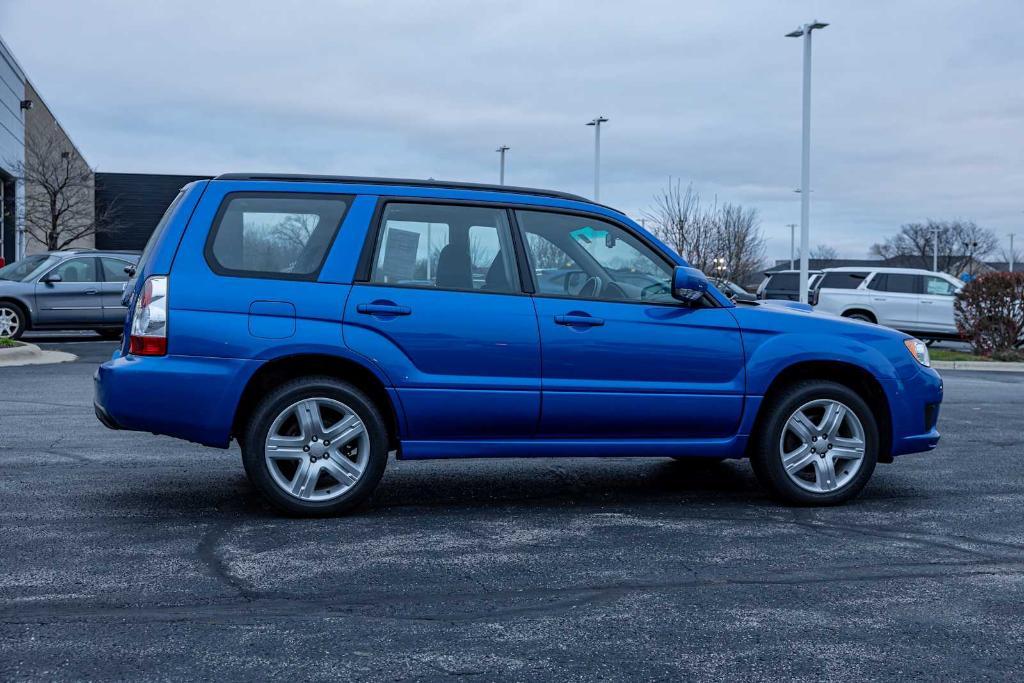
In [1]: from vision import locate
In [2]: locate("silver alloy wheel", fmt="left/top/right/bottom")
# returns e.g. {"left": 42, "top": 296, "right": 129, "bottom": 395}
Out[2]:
{"left": 264, "top": 397, "right": 370, "bottom": 502}
{"left": 0, "top": 306, "right": 19, "bottom": 338}
{"left": 779, "top": 399, "right": 866, "bottom": 493}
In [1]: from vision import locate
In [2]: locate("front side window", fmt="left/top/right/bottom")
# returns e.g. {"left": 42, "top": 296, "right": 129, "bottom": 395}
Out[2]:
{"left": 924, "top": 275, "right": 957, "bottom": 296}
{"left": 370, "top": 203, "right": 519, "bottom": 294}
{"left": 48, "top": 258, "right": 98, "bottom": 283}
{"left": 881, "top": 273, "right": 918, "bottom": 294}
{"left": 208, "top": 194, "right": 350, "bottom": 279}
{"left": 516, "top": 210, "right": 673, "bottom": 303}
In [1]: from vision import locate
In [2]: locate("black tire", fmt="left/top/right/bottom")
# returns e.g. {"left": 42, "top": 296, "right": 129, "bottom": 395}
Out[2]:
{"left": 0, "top": 301, "right": 28, "bottom": 340}
{"left": 241, "top": 376, "right": 389, "bottom": 516}
{"left": 750, "top": 380, "right": 878, "bottom": 506}
{"left": 843, "top": 311, "right": 875, "bottom": 324}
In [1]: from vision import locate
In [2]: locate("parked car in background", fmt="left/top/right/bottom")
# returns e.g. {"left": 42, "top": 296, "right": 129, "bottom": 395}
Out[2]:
{"left": 756, "top": 269, "right": 823, "bottom": 300}
{"left": 811, "top": 267, "right": 964, "bottom": 340}
{"left": 0, "top": 249, "right": 141, "bottom": 339}
{"left": 94, "top": 174, "right": 942, "bottom": 515}
{"left": 713, "top": 278, "right": 756, "bottom": 302}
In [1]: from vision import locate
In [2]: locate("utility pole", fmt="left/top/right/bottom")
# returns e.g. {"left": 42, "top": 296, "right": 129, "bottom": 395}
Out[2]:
{"left": 1010, "top": 232, "right": 1016, "bottom": 273}
{"left": 787, "top": 223, "right": 797, "bottom": 269}
{"left": 586, "top": 116, "right": 608, "bottom": 201}
{"left": 496, "top": 145, "right": 510, "bottom": 185}
{"left": 933, "top": 223, "right": 939, "bottom": 272}
{"left": 786, "top": 20, "right": 828, "bottom": 303}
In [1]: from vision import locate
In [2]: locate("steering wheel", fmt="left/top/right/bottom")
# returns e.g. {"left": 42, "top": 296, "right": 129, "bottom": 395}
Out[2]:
{"left": 578, "top": 276, "right": 603, "bottom": 299}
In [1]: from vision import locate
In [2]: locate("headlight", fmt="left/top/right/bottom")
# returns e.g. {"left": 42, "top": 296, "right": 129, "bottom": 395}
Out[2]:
{"left": 903, "top": 338, "right": 930, "bottom": 367}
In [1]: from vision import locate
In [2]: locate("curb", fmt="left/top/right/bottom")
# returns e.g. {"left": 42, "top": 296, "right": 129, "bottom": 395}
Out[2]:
{"left": 0, "top": 342, "right": 77, "bottom": 367}
{"left": 932, "top": 360, "right": 1024, "bottom": 373}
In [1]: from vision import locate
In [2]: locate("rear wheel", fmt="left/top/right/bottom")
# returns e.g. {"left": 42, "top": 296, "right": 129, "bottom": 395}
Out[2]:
{"left": 0, "top": 302, "right": 27, "bottom": 340}
{"left": 241, "top": 376, "right": 388, "bottom": 516}
{"left": 843, "top": 311, "right": 875, "bottom": 324}
{"left": 750, "top": 380, "right": 878, "bottom": 506}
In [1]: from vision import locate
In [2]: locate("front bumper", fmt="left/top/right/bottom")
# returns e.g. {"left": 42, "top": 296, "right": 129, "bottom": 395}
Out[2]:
{"left": 886, "top": 365, "right": 943, "bottom": 457}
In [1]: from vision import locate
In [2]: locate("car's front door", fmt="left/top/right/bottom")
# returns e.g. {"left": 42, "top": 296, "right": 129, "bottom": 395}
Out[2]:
{"left": 34, "top": 256, "right": 105, "bottom": 326}
{"left": 919, "top": 275, "right": 959, "bottom": 335}
{"left": 345, "top": 201, "right": 540, "bottom": 441}
{"left": 99, "top": 257, "right": 133, "bottom": 324}
{"left": 515, "top": 209, "right": 745, "bottom": 439}
{"left": 866, "top": 273, "right": 920, "bottom": 329}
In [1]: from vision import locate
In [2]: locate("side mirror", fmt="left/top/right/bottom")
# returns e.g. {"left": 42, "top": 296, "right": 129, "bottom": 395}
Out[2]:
{"left": 42, "top": 273, "right": 63, "bottom": 284}
{"left": 671, "top": 266, "right": 709, "bottom": 304}
{"left": 124, "top": 264, "right": 137, "bottom": 277}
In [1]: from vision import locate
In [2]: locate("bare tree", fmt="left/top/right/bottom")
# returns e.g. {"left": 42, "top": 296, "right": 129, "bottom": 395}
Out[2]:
{"left": 642, "top": 179, "right": 765, "bottom": 284}
{"left": 809, "top": 244, "right": 839, "bottom": 260}
{"left": 870, "top": 220, "right": 998, "bottom": 275}
{"left": 12, "top": 128, "right": 111, "bottom": 251}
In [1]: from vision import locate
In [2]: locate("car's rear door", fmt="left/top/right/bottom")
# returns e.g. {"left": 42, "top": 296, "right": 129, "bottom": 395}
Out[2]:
{"left": 34, "top": 256, "right": 105, "bottom": 326}
{"left": 98, "top": 257, "right": 133, "bottom": 324}
{"left": 344, "top": 201, "right": 540, "bottom": 441}
{"left": 515, "top": 209, "right": 744, "bottom": 439}
{"left": 867, "top": 273, "right": 919, "bottom": 329}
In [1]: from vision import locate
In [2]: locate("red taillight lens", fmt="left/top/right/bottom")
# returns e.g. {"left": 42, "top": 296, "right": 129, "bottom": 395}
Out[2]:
{"left": 129, "top": 276, "right": 168, "bottom": 356}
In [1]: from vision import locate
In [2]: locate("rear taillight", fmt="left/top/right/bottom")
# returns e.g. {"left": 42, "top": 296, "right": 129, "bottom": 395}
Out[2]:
{"left": 129, "top": 276, "right": 167, "bottom": 356}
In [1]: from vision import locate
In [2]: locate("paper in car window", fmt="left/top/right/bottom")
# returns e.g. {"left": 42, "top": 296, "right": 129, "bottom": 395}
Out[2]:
{"left": 380, "top": 228, "right": 420, "bottom": 281}
{"left": 570, "top": 226, "right": 607, "bottom": 245}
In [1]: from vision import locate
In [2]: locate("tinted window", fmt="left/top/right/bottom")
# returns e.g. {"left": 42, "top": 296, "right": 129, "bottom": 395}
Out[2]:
{"left": 209, "top": 194, "right": 350, "bottom": 278}
{"left": 370, "top": 203, "right": 519, "bottom": 294}
{"left": 0, "top": 254, "right": 59, "bottom": 282}
{"left": 881, "top": 273, "right": 918, "bottom": 294}
{"left": 516, "top": 211, "right": 673, "bottom": 303}
{"left": 819, "top": 271, "right": 869, "bottom": 289}
{"left": 48, "top": 258, "right": 98, "bottom": 283}
{"left": 924, "top": 276, "right": 957, "bottom": 296}
{"left": 767, "top": 273, "right": 798, "bottom": 290}
{"left": 100, "top": 258, "right": 131, "bottom": 283}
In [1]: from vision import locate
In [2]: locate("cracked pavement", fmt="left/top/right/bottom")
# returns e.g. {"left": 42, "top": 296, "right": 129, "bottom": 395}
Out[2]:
{"left": 2, "top": 336, "right": 1023, "bottom": 680}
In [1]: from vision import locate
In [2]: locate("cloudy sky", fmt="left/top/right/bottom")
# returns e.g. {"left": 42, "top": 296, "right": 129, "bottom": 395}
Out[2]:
{"left": 2, "top": 0, "right": 1021, "bottom": 261}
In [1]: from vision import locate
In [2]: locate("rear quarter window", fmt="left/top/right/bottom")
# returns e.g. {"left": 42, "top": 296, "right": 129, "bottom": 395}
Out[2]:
{"left": 768, "top": 273, "right": 798, "bottom": 289}
{"left": 206, "top": 193, "right": 351, "bottom": 280}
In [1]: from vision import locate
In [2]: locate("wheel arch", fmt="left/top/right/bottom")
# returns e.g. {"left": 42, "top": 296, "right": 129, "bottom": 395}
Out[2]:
{"left": 232, "top": 353, "right": 402, "bottom": 452}
{"left": 0, "top": 296, "right": 32, "bottom": 328}
{"left": 749, "top": 360, "right": 893, "bottom": 463}
{"left": 841, "top": 308, "right": 877, "bottom": 323}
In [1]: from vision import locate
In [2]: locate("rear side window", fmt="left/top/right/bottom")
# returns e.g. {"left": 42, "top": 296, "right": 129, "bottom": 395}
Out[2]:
{"left": 369, "top": 203, "right": 520, "bottom": 294}
{"left": 100, "top": 258, "right": 131, "bottom": 283}
{"left": 207, "top": 193, "right": 350, "bottom": 279}
{"left": 869, "top": 273, "right": 918, "bottom": 293}
{"left": 819, "top": 271, "right": 868, "bottom": 289}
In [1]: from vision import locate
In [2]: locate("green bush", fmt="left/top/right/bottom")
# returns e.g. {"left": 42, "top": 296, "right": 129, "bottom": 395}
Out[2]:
{"left": 954, "top": 272, "right": 1024, "bottom": 356}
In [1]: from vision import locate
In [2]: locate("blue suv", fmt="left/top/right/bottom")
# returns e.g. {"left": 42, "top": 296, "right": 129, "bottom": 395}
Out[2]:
{"left": 94, "top": 174, "right": 942, "bottom": 515}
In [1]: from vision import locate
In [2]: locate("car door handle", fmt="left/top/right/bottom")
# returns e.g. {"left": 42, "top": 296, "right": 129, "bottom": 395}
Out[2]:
{"left": 872, "top": 297, "right": 887, "bottom": 301}
{"left": 920, "top": 300, "right": 934, "bottom": 304}
{"left": 554, "top": 314, "right": 604, "bottom": 327}
{"left": 356, "top": 303, "right": 411, "bottom": 316}
{"left": 84, "top": 289, "right": 99, "bottom": 295}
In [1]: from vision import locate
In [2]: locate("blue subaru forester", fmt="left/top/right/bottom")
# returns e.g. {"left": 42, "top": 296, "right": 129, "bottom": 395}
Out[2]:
{"left": 94, "top": 174, "right": 942, "bottom": 515}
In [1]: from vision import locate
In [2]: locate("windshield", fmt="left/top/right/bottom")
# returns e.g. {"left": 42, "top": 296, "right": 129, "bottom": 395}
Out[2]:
{"left": 0, "top": 254, "right": 60, "bottom": 282}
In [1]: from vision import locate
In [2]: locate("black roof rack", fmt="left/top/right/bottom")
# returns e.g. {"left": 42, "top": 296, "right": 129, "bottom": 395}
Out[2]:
{"left": 213, "top": 173, "right": 595, "bottom": 205}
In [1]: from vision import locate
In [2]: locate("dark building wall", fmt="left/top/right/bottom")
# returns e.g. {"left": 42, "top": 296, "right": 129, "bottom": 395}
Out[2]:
{"left": 95, "top": 172, "right": 209, "bottom": 250}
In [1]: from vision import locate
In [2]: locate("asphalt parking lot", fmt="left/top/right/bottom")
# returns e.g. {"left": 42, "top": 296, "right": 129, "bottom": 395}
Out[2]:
{"left": 2, "top": 337, "right": 1024, "bottom": 681}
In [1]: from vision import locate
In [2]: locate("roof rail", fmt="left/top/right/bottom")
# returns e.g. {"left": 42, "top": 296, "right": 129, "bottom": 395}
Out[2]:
{"left": 213, "top": 173, "right": 595, "bottom": 205}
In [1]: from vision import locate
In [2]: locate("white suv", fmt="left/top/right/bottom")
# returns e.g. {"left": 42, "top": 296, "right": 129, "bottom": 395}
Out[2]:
{"left": 812, "top": 267, "right": 964, "bottom": 340}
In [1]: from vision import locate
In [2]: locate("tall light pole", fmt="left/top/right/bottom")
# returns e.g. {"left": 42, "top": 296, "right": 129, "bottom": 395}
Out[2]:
{"left": 786, "top": 223, "right": 797, "bottom": 269}
{"left": 933, "top": 223, "right": 940, "bottom": 272}
{"left": 496, "top": 145, "right": 510, "bottom": 185}
{"left": 786, "top": 20, "right": 828, "bottom": 303}
{"left": 586, "top": 116, "right": 608, "bottom": 201}
{"left": 1009, "top": 232, "right": 1015, "bottom": 273}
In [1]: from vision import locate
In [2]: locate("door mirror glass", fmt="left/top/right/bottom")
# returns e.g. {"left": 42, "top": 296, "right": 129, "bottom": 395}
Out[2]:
{"left": 672, "top": 266, "right": 709, "bottom": 304}
{"left": 42, "top": 273, "right": 62, "bottom": 284}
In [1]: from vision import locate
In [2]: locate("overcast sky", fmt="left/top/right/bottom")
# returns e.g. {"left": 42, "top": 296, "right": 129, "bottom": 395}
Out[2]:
{"left": 2, "top": 0, "right": 1021, "bottom": 261}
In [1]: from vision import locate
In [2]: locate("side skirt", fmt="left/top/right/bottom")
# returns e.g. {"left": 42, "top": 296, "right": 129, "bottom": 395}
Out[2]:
{"left": 399, "top": 436, "right": 749, "bottom": 460}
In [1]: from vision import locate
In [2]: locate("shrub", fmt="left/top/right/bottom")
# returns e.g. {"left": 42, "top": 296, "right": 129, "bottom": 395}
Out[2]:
{"left": 954, "top": 272, "right": 1024, "bottom": 356}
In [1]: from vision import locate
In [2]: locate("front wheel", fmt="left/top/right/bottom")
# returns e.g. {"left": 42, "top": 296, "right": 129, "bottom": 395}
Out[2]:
{"left": 0, "top": 302, "right": 27, "bottom": 340}
{"left": 241, "top": 377, "right": 388, "bottom": 516}
{"left": 750, "top": 380, "right": 878, "bottom": 506}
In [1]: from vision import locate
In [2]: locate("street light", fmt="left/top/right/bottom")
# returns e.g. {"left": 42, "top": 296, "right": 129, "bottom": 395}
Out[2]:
{"left": 496, "top": 145, "right": 510, "bottom": 185}
{"left": 786, "top": 19, "right": 828, "bottom": 303}
{"left": 586, "top": 116, "right": 609, "bottom": 201}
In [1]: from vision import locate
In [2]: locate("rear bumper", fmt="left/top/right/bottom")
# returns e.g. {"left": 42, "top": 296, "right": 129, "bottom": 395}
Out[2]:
{"left": 94, "top": 351, "right": 258, "bottom": 448}
{"left": 886, "top": 365, "right": 944, "bottom": 457}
